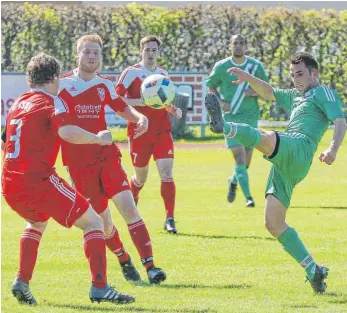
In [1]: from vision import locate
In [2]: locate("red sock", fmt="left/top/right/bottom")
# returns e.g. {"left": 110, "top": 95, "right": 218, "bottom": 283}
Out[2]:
{"left": 105, "top": 225, "right": 129, "bottom": 263}
{"left": 161, "top": 180, "right": 176, "bottom": 219}
{"left": 84, "top": 230, "right": 107, "bottom": 288}
{"left": 18, "top": 229, "right": 42, "bottom": 283}
{"left": 128, "top": 219, "right": 153, "bottom": 270}
{"left": 130, "top": 176, "right": 144, "bottom": 203}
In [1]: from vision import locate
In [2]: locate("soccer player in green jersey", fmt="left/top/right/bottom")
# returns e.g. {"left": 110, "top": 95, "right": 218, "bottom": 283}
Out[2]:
{"left": 205, "top": 52, "right": 347, "bottom": 293}
{"left": 206, "top": 34, "right": 269, "bottom": 207}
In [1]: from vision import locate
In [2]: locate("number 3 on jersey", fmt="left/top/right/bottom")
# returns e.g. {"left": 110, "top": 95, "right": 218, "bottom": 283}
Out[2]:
{"left": 6, "top": 119, "right": 23, "bottom": 159}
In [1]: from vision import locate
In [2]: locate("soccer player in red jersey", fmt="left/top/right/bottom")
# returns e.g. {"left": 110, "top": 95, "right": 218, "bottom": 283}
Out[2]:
{"left": 116, "top": 35, "right": 182, "bottom": 234}
{"left": 1, "top": 53, "right": 134, "bottom": 305}
{"left": 59, "top": 34, "right": 166, "bottom": 284}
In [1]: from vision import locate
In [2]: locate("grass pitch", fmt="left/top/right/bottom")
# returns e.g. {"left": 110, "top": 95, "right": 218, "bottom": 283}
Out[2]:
{"left": 2, "top": 129, "right": 347, "bottom": 313}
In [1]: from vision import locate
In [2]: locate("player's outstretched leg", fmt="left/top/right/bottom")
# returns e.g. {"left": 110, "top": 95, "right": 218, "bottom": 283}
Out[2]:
{"left": 89, "top": 284, "right": 135, "bottom": 304}
{"left": 11, "top": 277, "right": 37, "bottom": 306}
{"left": 205, "top": 93, "right": 224, "bottom": 133}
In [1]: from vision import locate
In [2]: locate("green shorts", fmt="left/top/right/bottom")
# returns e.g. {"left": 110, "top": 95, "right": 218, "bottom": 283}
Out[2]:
{"left": 264, "top": 132, "right": 317, "bottom": 208}
{"left": 223, "top": 114, "right": 258, "bottom": 149}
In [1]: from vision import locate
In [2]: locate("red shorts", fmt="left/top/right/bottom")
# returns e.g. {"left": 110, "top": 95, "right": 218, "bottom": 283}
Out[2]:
{"left": 3, "top": 173, "right": 90, "bottom": 228}
{"left": 129, "top": 131, "right": 174, "bottom": 167}
{"left": 67, "top": 155, "right": 130, "bottom": 214}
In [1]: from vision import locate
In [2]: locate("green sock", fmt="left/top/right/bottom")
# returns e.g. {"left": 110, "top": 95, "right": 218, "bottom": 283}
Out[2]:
{"left": 229, "top": 173, "right": 238, "bottom": 185}
{"left": 278, "top": 227, "right": 317, "bottom": 280}
{"left": 235, "top": 164, "right": 251, "bottom": 199}
{"left": 223, "top": 122, "right": 262, "bottom": 149}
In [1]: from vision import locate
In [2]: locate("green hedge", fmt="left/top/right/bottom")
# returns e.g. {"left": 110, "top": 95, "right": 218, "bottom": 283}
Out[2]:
{"left": 2, "top": 3, "right": 346, "bottom": 117}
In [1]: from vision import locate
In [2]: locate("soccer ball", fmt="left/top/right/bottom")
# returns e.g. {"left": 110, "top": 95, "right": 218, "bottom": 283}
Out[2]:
{"left": 141, "top": 74, "right": 176, "bottom": 109}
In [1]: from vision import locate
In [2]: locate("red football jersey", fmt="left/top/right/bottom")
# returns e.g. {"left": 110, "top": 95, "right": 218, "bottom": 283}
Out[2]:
{"left": 116, "top": 62, "right": 172, "bottom": 137}
{"left": 59, "top": 70, "right": 128, "bottom": 167}
{"left": 2, "top": 89, "right": 71, "bottom": 190}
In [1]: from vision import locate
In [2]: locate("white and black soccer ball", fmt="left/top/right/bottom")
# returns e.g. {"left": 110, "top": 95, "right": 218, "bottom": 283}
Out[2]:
{"left": 141, "top": 74, "right": 176, "bottom": 109}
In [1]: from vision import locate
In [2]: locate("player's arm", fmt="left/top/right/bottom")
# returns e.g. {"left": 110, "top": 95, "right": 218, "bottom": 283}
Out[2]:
{"left": 118, "top": 105, "right": 148, "bottom": 139}
{"left": 206, "top": 63, "right": 232, "bottom": 111}
{"left": 52, "top": 95, "right": 112, "bottom": 145}
{"left": 166, "top": 104, "right": 182, "bottom": 119}
{"left": 228, "top": 67, "right": 275, "bottom": 101}
{"left": 107, "top": 84, "right": 149, "bottom": 138}
{"left": 317, "top": 87, "right": 347, "bottom": 165}
{"left": 245, "top": 62, "right": 270, "bottom": 97}
{"left": 116, "top": 68, "right": 146, "bottom": 107}
{"left": 319, "top": 118, "right": 347, "bottom": 165}
{"left": 122, "top": 97, "right": 146, "bottom": 107}
{"left": 58, "top": 125, "right": 112, "bottom": 145}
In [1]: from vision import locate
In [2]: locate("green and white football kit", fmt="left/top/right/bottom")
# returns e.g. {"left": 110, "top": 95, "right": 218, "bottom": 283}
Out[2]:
{"left": 206, "top": 56, "right": 269, "bottom": 149}
{"left": 265, "top": 86, "right": 344, "bottom": 207}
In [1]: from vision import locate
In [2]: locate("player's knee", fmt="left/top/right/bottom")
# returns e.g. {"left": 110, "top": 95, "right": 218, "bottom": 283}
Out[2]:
{"left": 103, "top": 220, "right": 114, "bottom": 236}
{"left": 77, "top": 207, "right": 104, "bottom": 232}
{"left": 264, "top": 219, "right": 278, "bottom": 236}
{"left": 27, "top": 221, "right": 48, "bottom": 234}
{"left": 159, "top": 167, "right": 173, "bottom": 180}
{"left": 134, "top": 174, "right": 147, "bottom": 186}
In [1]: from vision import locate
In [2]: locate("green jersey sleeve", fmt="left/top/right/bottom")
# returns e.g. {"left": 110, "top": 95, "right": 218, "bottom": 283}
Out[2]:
{"left": 314, "top": 86, "right": 345, "bottom": 121}
{"left": 273, "top": 88, "right": 296, "bottom": 111}
{"left": 255, "top": 63, "right": 269, "bottom": 83}
{"left": 206, "top": 63, "right": 222, "bottom": 89}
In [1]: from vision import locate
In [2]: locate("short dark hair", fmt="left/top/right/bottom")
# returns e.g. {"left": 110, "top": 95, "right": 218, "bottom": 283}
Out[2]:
{"left": 230, "top": 34, "right": 247, "bottom": 45}
{"left": 26, "top": 53, "right": 61, "bottom": 86}
{"left": 140, "top": 35, "right": 161, "bottom": 51}
{"left": 290, "top": 52, "right": 319, "bottom": 72}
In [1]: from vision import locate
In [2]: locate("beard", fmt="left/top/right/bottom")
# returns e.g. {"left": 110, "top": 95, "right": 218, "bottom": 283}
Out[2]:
{"left": 80, "top": 61, "right": 100, "bottom": 73}
{"left": 233, "top": 50, "right": 245, "bottom": 57}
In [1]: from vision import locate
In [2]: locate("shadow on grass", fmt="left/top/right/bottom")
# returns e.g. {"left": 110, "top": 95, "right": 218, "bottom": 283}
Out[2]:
{"left": 123, "top": 281, "right": 251, "bottom": 291}
{"left": 176, "top": 232, "right": 275, "bottom": 241}
{"left": 324, "top": 292, "right": 347, "bottom": 304}
{"left": 291, "top": 206, "right": 347, "bottom": 210}
{"left": 158, "top": 283, "right": 251, "bottom": 290}
{"left": 288, "top": 304, "right": 318, "bottom": 309}
{"left": 46, "top": 303, "right": 215, "bottom": 313}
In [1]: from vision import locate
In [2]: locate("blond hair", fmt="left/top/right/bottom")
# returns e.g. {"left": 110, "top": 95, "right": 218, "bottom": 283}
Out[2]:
{"left": 140, "top": 35, "right": 161, "bottom": 51}
{"left": 76, "top": 34, "right": 103, "bottom": 53}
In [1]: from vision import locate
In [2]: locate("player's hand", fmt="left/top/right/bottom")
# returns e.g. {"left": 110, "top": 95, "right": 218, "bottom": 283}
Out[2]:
{"left": 96, "top": 130, "right": 113, "bottom": 145}
{"left": 167, "top": 104, "right": 182, "bottom": 119}
{"left": 244, "top": 87, "right": 257, "bottom": 97}
{"left": 133, "top": 116, "right": 148, "bottom": 139}
{"left": 319, "top": 148, "right": 337, "bottom": 165}
{"left": 227, "top": 67, "right": 251, "bottom": 84}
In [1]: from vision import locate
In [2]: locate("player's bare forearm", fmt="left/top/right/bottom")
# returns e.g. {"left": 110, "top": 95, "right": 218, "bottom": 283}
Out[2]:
{"left": 319, "top": 117, "right": 347, "bottom": 165}
{"left": 228, "top": 67, "right": 275, "bottom": 101}
{"left": 330, "top": 117, "right": 347, "bottom": 152}
{"left": 118, "top": 105, "right": 143, "bottom": 123}
{"left": 247, "top": 76, "right": 275, "bottom": 101}
{"left": 122, "top": 97, "right": 145, "bottom": 107}
{"left": 1, "top": 140, "right": 5, "bottom": 151}
{"left": 58, "top": 125, "right": 112, "bottom": 145}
